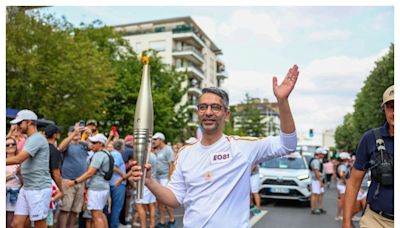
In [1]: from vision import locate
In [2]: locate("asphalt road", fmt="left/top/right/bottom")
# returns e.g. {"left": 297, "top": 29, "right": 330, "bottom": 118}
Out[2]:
{"left": 164, "top": 186, "right": 362, "bottom": 228}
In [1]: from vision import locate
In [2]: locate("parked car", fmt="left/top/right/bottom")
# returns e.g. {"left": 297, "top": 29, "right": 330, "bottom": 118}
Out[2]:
{"left": 259, "top": 152, "right": 311, "bottom": 202}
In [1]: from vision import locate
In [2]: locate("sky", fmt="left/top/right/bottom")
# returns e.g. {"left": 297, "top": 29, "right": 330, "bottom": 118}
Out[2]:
{"left": 34, "top": 6, "right": 394, "bottom": 137}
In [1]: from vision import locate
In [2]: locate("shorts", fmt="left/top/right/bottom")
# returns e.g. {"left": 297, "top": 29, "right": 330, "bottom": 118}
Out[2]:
{"left": 87, "top": 189, "right": 109, "bottom": 210}
{"left": 135, "top": 186, "right": 156, "bottom": 204}
{"left": 6, "top": 187, "right": 21, "bottom": 212}
{"left": 30, "top": 209, "right": 54, "bottom": 227}
{"left": 357, "top": 190, "right": 367, "bottom": 201}
{"left": 337, "top": 184, "right": 346, "bottom": 194}
{"left": 14, "top": 187, "right": 52, "bottom": 221}
{"left": 59, "top": 179, "right": 85, "bottom": 213}
{"left": 311, "top": 180, "right": 324, "bottom": 194}
{"left": 250, "top": 174, "right": 261, "bottom": 193}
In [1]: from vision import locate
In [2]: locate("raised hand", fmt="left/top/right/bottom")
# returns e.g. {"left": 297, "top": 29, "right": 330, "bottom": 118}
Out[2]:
{"left": 273, "top": 64, "right": 299, "bottom": 101}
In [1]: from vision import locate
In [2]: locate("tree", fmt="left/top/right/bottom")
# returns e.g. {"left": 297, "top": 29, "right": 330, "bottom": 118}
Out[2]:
{"left": 237, "top": 94, "right": 266, "bottom": 137}
{"left": 335, "top": 44, "right": 394, "bottom": 150}
{"left": 352, "top": 44, "right": 394, "bottom": 144}
{"left": 334, "top": 113, "right": 356, "bottom": 152}
{"left": 6, "top": 9, "right": 190, "bottom": 142}
{"left": 7, "top": 10, "right": 115, "bottom": 128}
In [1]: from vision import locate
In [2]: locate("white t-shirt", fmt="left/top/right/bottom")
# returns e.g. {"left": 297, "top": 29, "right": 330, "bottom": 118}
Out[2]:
{"left": 167, "top": 132, "right": 297, "bottom": 228}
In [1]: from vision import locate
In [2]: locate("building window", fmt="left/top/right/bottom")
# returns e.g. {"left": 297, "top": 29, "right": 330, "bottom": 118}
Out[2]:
{"left": 149, "top": 40, "right": 166, "bottom": 52}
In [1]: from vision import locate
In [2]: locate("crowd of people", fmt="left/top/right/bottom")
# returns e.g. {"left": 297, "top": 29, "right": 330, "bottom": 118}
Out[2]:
{"left": 5, "top": 66, "right": 393, "bottom": 228}
{"left": 5, "top": 111, "right": 190, "bottom": 228}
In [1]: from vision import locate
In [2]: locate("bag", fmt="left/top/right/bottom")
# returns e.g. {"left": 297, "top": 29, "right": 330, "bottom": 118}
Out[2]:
{"left": 336, "top": 164, "right": 350, "bottom": 179}
{"left": 308, "top": 158, "right": 322, "bottom": 171}
{"left": 90, "top": 150, "right": 114, "bottom": 181}
{"left": 7, "top": 188, "right": 20, "bottom": 203}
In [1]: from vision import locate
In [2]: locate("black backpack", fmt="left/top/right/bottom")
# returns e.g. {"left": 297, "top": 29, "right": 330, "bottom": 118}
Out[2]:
{"left": 90, "top": 150, "right": 114, "bottom": 181}
{"left": 308, "top": 157, "right": 322, "bottom": 171}
{"left": 336, "top": 164, "right": 350, "bottom": 179}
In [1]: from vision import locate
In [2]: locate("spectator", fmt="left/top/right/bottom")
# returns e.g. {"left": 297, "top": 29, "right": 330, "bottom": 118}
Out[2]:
{"left": 135, "top": 150, "right": 157, "bottom": 228}
{"left": 6, "top": 109, "right": 53, "bottom": 228}
{"left": 323, "top": 157, "right": 334, "bottom": 188}
{"left": 6, "top": 136, "right": 23, "bottom": 228}
{"left": 44, "top": 124, "right": 63, "bottom": 194}
{"left": 152, "top": 132, "right": 176, "bottom": 228}
{"left": 7, "top": 124, "right": 27, "bottom": 153}
{"left": 57, "top": 124, "right": 90, "bottom": 228}
{"left": 64, "top": 133, "right": 112, "bottom": 228}
{"left": 310, "top": 148, "right": 327, "bottom": 215}
{"left": 120, "top": 134, "right": 135, "bottom": 225}
{"left": 335, "top": 152, "right": 351, "bottom": 221}
{"left": 108, "top": 139, "right": 128, "bottom": 228}
{"left": 250, "top": 164, "right": 262, "bottom": 215}
{"left": 81, "top": 119, "right": 98, "bottom": 141}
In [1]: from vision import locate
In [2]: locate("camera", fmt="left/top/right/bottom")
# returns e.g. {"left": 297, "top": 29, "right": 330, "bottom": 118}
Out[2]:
{"left": 79, "top": 120, "right": 85, "bottom": 127}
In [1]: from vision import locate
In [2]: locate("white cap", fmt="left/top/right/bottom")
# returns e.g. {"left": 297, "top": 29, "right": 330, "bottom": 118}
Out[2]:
{"left": 88, "top": 133, "right": 107, "bottom": 145}
{"left": 315, "top": 148, "right": 325, "bottom": 154}
{"left": 339, "top": 152, "right": 351, "bottom": 160}
{"left": 185, "top": 137, "right": 197, "bottom": 144}
{"left": 10, "top": 109, "right": 38, "bottom": 124}
{"left": 152, "top": 132, "right": 165, "bottom": 141}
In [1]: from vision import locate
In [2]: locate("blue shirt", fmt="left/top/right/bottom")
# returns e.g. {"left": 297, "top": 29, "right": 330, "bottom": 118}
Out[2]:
{"left": 353, "top": 122, "right": 394, "bottom": 214}
{"left": 109, "top": 150, "right": 126, "bottom": 186}
{"left": 122, "top": 145, "right": 134, "bottom": 163}
{"left": 62, "top": 143, "right": 89, "bottom": 179}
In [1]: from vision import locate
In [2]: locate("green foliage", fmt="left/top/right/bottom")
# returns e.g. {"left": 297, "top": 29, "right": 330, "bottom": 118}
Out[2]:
{"left": 335, "top": 44, "right": 394, "bottom": 150}
{"left": 7, "top": 9, "right": 190, "bottom": 141}
{"left": 334, "top": 113, "right": 356, "bottom": 152}
{"left": 7, "top": 10, "right": 115, "bottom": 128}
{"left": 236, "top": 94, "right": 266, "bottom": 137}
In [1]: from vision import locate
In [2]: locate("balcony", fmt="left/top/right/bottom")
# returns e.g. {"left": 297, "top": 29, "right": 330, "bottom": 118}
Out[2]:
{"left": 188, "top": 86, "right": 202, "bottom": 96}
{"left": 172, "top": 25, "right": 205, "bottom": 49}
{"left": 173, "top": 46, "right": 204, "bottom": 65}
{"left": 216, "top": 70, "right": 228, "bottom": 79}
{"left": 176, "top": 64, "right": 205, "bottom": 81}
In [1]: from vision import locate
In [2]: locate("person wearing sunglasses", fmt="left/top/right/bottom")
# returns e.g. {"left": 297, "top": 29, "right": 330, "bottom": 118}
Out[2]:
{"left": 6, "top": 109, "right": 53, "bottom": 228}
{"left": 131, "top": 65, "right": 299, "bottom": 227}
{"left": 6, "top": 136, "right": 22, "bottom": 228}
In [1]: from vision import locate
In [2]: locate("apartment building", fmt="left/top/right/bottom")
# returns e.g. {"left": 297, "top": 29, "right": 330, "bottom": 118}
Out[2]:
{"left": 233, "top": 98, "right": 280, "bottom": 136}
{"left": 114, "top": 16, "right": 228, "bottom": 128}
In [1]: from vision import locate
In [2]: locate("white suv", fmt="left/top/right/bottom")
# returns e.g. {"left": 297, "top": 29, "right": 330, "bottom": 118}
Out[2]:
{"left": 259, "top": 152, "right": 311, "bottom": 202}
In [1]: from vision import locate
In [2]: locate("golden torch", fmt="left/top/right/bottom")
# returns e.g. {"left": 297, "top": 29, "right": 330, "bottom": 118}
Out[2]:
{"left": 133, "top": 56, "right": 154, "bottom": 199}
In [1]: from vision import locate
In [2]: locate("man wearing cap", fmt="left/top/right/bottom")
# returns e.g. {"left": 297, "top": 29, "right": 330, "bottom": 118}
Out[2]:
{"left": 6, "top": 109, "right": 53, "bottom": 228}
{"left": 131, "top": 65, "right": 299, "bottom": 227}
{"left": 343, "top": 85, "right": 394, "bottom": 228}
{"left": 81, "top": 119, "right": 98, "bottom": 141}
{"left": 64, "top": 133, "right": 112, "bottom": 228}
{"left": 44, "top": 124, "right": 63, "bottom": 194}
{"left": 152, "top": 132, "right": 176, "bottom": 228}
{"left": 57, "top": 123, "right": 90, "bottom": 228}
{"left": 310, "top": 148, "right": 327, "bottom": 215}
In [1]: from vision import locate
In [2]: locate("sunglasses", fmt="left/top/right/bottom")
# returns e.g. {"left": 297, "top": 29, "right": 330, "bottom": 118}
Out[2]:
{"left": 6, "top": 143, "right": 16, "bottom": 147}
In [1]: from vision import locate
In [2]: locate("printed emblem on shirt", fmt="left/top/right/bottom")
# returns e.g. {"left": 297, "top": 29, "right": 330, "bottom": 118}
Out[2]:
{"left": 204, "top": 171, "right": 213, "bottom": 181}
{"left": 210, "top": 151, "right": 232, "bottom": 164}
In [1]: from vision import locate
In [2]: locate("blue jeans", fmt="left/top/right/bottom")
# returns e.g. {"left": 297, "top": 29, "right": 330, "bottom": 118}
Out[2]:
{"left": 108, "top": 184, "right": 126, "bottom": 228}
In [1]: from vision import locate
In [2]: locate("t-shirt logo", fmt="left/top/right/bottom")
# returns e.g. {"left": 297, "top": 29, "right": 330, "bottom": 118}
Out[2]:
{"left": 210, "top": 151, "right": 232, "bottom": 164}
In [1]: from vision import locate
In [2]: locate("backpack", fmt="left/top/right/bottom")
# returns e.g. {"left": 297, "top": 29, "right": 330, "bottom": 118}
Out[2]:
{"left": 308, "top": 158, "right": 322, "bottom": 171}
{"left": 90, "top": 150, "right": 114, "bottom": 181}
{"left": 336, "top": 164, "right": 350, "bottom": 179}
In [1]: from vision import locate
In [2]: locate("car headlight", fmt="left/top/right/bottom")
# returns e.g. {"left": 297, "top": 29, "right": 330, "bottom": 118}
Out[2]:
{"left": 297, "top": 174, "right": 309, "bottom": 180}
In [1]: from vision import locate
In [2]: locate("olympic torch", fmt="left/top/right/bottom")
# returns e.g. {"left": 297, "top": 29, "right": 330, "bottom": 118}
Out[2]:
{"left": 133, "top": 56, "right": 154, "bottom": 199}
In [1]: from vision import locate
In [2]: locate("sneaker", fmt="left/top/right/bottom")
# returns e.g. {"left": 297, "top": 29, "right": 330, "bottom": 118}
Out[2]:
{"left": 319, "top": 208, "right": 327, "bottom": 214}
{"left": 335, "top": 216, "right": 343, "bottom": 221}
{"left": 352, "top": 216, "right": 361, "bottom": 222}
{"left": 168, "top": 220, "right": 176, "bottom": 228}
{"left": 254, "top": 207, "right": 261, "bottom": 214}
{"left": 155, "top": 223, "right": 166, "bottom": 228}
{"left": 311, "top": 209, "right": 321, "bottom": 215}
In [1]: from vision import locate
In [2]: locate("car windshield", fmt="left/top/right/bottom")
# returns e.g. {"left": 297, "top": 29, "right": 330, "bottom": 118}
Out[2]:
{"left": 260, "top": 156, "right": 306, "bottom": 169}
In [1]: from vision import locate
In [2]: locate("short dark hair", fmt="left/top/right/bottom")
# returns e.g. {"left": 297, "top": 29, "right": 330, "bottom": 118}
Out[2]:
{"left": 200, "top": 87, "right": 229, "bottom": 108}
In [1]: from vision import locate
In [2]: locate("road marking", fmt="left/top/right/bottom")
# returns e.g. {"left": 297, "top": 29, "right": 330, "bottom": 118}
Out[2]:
{"left": 250, "top": 210, "right": 268, "bottom": 227}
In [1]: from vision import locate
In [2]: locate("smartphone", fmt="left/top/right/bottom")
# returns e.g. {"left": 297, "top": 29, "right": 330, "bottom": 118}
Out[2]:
{"left": 79, "top": 120, "right": 85, "bottom": 127}
{"left": 112, "top": 126, "right": 117, "bottom": 136}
